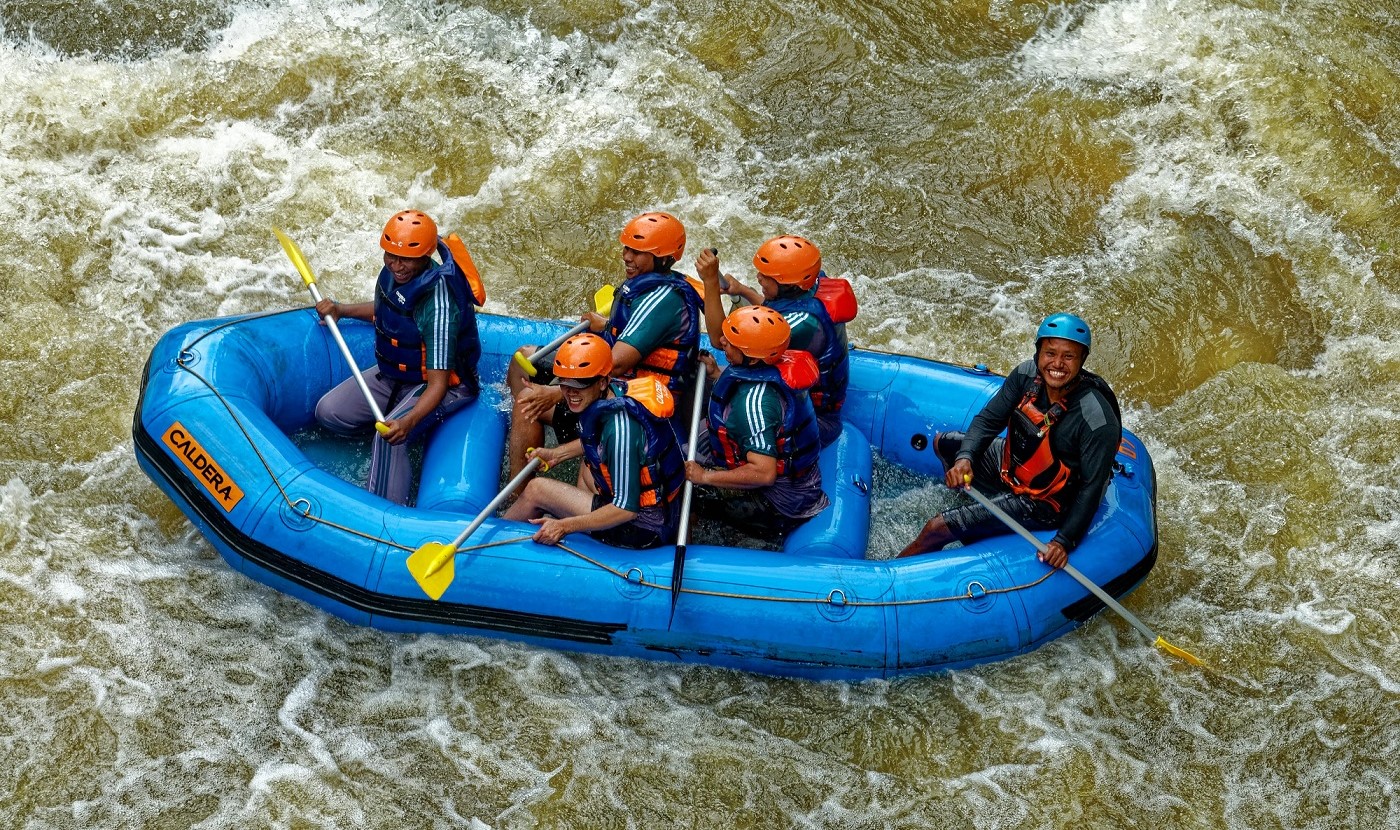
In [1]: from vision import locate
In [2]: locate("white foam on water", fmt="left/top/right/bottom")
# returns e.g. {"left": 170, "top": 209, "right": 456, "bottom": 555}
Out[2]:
{"left": 0, "top": 477, "right": 35, "bottom": 546}
{"left": 1291, "top": 598, "right": 1356, "bottom": 636}
{"left": 2, "top": 0, "right": 1398, "bottom": 827}
{"left": 854, "top": 266, "right": 1031, "bottom": 366}
{"left": 1016, "top": 0, "right": 1393, "bottom": 338}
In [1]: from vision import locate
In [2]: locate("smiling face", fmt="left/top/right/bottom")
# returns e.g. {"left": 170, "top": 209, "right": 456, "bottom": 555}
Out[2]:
{"left": 560, "top": 376, "right": 609, "bottom": 413}
{"left": 1036, "top": 337, "right": 1087, "bottom": 397}
{"left": 383, "top": 251, "right": 432, "bottom": 284}
{"left": 621, "top": 246, "right": 657, "bottom": 280}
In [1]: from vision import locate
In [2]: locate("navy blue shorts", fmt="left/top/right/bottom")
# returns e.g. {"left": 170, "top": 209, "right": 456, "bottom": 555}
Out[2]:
{"left": 588, "top": 494, "right": 664, "bottom": 550}
{"left": 691, "top": 488, "right": 807, "bottom": 541}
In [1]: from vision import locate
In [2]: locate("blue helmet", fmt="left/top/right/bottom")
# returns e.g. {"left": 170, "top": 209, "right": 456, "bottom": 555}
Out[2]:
{"left": 1036, "top": 312, "right": 1091, "bottom": 355}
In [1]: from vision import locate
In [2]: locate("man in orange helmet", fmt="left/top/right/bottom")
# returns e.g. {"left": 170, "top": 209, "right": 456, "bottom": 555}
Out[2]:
{"left": 683, "top": 305, "right": 829, "bottom": 541}
{"left": 700, "top": 235, "right": 851, "bottom": 445}
{"left": 504, "top": 334, "right": 686, "bottom": 548}
{"left": 314, "top": 210, "right": 482, "bottom": 505}
{"left": 506, "top": 211, "right": 703, "bottom": 480}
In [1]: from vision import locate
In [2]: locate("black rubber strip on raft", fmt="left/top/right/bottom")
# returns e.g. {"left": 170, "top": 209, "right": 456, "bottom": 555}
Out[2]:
{"left": 131, "top": 380, "right": 626, "bottom": 645}
{"left": 1059, "top": 543, "right": 1158, "bottom": 623}
{"left": 1061, "top": 456, "right": 1162, "bottom": 623}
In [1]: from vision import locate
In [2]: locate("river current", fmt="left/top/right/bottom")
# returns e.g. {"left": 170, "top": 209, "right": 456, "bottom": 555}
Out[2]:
{"left": 1, "top": 0, "right": 1396, "bottom": 827}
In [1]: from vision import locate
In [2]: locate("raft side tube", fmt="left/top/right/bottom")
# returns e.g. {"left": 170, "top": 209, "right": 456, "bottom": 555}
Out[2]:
{"left": 477, "top": 315, "right": 584, "bottom": 386}
{"left": 891, "top": 545, "right": 1033, "bottom": 671}
{"left": 133, "top": 413, "right": 388, "bottom": 627}
{"left": 370, "top": 513, "right": 635, "bottom": 644}
{"left": 417, "top": 389, "right": 510, "bottom": 515}
{"left": 656, "top": 544, "right": 896, "bottom": 673}
{"left": 138, "top": 370, "right": 309, "bottom": 537}
{"left": 860, "top": 352, "right": 1003, "bottom": 472}
{"left": 783, "top": 422, "right": 873, "bottom": 558}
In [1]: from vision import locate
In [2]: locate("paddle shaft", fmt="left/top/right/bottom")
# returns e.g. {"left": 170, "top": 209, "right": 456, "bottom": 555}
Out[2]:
{"left": 530, "top": 320, "right": 591, "bottom": 367}
{"left": 305, "top": 280, "right": 389, "bottom": 425}
{"left": 675, "top": 368, "right": 709, "bottom": 549}
{"left": 446, "top": 457, "right": 543, "bottom": 551}
{"left": 964, "top": 485, "right": 1160, "bottom": 643}
{"left": 668, "top": 368, "right": 708, "bottom": 618}
{"left": 275, "top": 228, "right": 389, "bottom": 428}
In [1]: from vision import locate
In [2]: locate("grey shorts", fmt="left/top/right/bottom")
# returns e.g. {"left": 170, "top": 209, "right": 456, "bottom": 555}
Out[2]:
{"left": 934, "top": 431, "right": 1062, "bottom": 544}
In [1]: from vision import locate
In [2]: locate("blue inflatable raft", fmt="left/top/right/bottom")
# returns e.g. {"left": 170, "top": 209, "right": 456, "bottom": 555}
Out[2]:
{"left": 132, "top": 309, "right": 1158, "bottom": 680}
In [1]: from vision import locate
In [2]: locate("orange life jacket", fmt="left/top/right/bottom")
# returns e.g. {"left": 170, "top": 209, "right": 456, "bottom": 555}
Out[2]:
{"left": 999, "top": 376, "right": 1073, "bottom": 510}
{"left": 443, "top": 233, "right": 487, "bottom": 306}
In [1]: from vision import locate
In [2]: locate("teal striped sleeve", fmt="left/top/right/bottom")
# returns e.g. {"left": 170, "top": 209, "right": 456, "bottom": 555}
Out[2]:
{"left": 729, "top": 382, "right": 784, "bottom": 459}
{"left": 600, "top": 412, "right": 646, "bottom": 512}
{"left": 413, "top": 278, "right": 462, "bottom": 372}
{"left": 616, "top": 288, "right": 685, "bottom": 355}
{"left": 781, "top": 310, "right": 822, "bottom": 355}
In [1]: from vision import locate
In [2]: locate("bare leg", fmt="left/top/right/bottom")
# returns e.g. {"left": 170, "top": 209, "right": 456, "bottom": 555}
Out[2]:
{"left": 505, "top": 345, "right": 536, "bottom": 397}
{"left": 897, "top": 515, "right": 957, "bottom": 558}
{"left": 577, "top": 460, "right": 597, "bottom": 492}
{"left": 507, "top": 401, "right": 547, "bottom": 482}
{"left": 503, "top": 476, "right": 593, "bottom": 522}
{"left": 506, "top": 345, "right": 551, "bottom": 481}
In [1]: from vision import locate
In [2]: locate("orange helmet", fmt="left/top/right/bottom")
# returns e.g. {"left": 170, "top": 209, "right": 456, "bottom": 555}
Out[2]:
{"left": 618, "top": 212, "right": 686, "bottom": 259}
{"left": 552, "top": 333, "right": 614, "bottom": 382}
{"left": 753, "top": 235, "right": 821, "bottom": 289}
{"left": 722, "top": 306, "right": 791, "bottom": 363}
{"left": 381, "top": 210, "right": 438, "bottom": 257}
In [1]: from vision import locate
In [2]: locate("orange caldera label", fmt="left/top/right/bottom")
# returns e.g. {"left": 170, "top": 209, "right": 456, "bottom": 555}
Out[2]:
{"left": 162, "top": 421, "right": 244, "bottom": 512}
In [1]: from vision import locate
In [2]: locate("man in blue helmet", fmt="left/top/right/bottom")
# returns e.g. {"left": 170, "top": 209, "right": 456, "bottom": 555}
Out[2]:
{"left": 898, "top": 313, "right": 1121, "bottom": 567}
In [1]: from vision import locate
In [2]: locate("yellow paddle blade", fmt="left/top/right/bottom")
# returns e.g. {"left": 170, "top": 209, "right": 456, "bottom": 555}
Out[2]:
{"left": 273, "top": 228, "right": 317, "bottom": 288}
{"left": 407, "top": 541, "right": 458, "bottom": 601}
{"left": 1155, "top": 636, "right": 1206, "bottom": 667}
{"left": 425, "top": 548, "right": 458, "bottom": 578}
{"left": 512, "top": 349, "right": 538, "bottom": 377}
{"left": 594, "top": 284, "right": 616, "bottom": 315}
